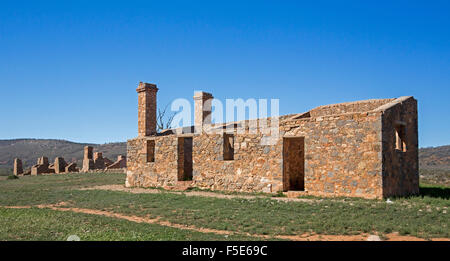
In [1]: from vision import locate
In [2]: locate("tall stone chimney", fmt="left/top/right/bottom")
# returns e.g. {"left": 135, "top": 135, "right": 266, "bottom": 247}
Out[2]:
{"left": 194, "top": 91, "right": 213, "bottom": 131}
{"left": 136, "top": 82, "right": 158, "bottom": 136}
{"left": 13, "top": 158, "right": 23, "bottom": 176}
{"left": 82, "top": 146, "right": 94, "bottom": 172}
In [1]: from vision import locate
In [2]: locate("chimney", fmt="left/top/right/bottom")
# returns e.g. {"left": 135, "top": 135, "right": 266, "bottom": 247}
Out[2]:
{"left": 194, "top": 91, "right": 213, "bottom": 131}
{"left": 136, "top": 82, "right": 158, "bottom": 136}
{"left": 84, "top": 146, "right": 93, "bottom": 160}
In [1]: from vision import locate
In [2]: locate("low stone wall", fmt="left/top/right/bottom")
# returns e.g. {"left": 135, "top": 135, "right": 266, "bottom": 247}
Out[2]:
{"left": 309, "top": 98, "right": 395, "bottom": 117}
{"left": 84, "top": 168, "right": 126, "bottom": 174}
{"left": 126, "top": 136, "right": 179, "bottom": 187}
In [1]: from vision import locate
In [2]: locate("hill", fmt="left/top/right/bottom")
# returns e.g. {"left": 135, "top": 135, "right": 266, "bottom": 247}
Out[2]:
{"left": 419, "top": 145, "right": 450, "bottom": 185}
{"left": 0, "top": 139, "right": 126, "bottom": 174}
{"left": 419, "top": 145, "right": 450, "bottom": 170}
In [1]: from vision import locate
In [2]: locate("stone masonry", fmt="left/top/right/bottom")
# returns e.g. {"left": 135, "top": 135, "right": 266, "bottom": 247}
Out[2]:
{"left": 126, "top": 82, "right": 419, "bottom": 199}
{"left": 31, "top": 156, "right": 54, "bottom": 175}
{"left": 13, "top": 148, "right": 124, "bottom": 176}
{"left": 54, "top": 157, "right": 67, "bottom": 174}
{"left": 13, "top": 158, "right": 23, "bottom": 175}
{"left": 81, "top": 146, "right": 126, "bottom": 172}
{"left": 82, "top": 146, "right": 95, "bottom": 172}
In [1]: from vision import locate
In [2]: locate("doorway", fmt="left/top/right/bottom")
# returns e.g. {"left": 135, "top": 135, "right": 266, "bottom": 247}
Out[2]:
{"left": 178, "top": 137, "right": 193, "bottom": 181}
{"left": 283, "top": 137, "right": 305, "bottom": 191}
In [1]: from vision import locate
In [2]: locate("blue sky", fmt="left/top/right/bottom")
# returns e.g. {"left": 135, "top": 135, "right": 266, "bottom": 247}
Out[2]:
{"left": 0, "top": 0, "right": 449, "bottom": 147}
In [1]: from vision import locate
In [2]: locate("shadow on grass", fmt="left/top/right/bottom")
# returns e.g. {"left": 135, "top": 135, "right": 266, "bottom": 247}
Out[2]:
{"left": 419, "top": 186, "right": 450, "bottom": 199}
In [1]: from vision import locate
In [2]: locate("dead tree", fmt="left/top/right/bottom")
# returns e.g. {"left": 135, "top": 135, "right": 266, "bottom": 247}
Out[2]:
{"left": 157, "top": 103, "right": 176, "bottom": 132}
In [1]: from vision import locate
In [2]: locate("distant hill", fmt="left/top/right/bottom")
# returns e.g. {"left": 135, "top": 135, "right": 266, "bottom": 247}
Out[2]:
{"left": 419, "top": 145, "right": 450, "bottom": 170}
{"left": 0, "top": 139, "right": 126, "bottom": 174}
{"left": 419, "top": 145, "right": 450, "bottom": 185}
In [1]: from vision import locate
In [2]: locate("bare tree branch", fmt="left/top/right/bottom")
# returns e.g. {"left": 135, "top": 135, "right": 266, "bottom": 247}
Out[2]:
{"left": 157, "top": 103, "right": 175, "bottom": 132}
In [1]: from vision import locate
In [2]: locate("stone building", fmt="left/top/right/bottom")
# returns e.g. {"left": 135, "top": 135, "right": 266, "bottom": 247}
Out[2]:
{"left": 126, "top": 82, "right": 419, "bottom": 199}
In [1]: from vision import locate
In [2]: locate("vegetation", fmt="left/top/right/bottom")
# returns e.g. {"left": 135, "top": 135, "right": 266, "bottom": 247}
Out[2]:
{"left": 0, "top": 167, "right": 12, "bottom": 176}
{"left": 0, "top": 208, "right": 259, "bottom": 241}
{"left": 420, "top": 145, "right": 450, "bottom": 169}
{"left": 419, "top": 145, "right": 450, "bottom": 186}
{"left": 0, "top": 173, "right": 448, "bottom": 240}
{"left": 420, "top": 168, "right": 450, "bottom": 186}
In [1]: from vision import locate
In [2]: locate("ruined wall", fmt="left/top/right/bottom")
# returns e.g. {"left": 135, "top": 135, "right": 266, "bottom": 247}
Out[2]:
{"left": 190, "top": 132, "right": 282, "bottom": 193}
{"left": 310, "top": 99, "right": 394, "bottom": 117}
{"left": 126, "top": 135, "right": 179, "bottom": 187}
{"left": 380, "top": 97, "right": 419, "bottom": 197}
{"left": 283, "top": 111, "right": 384, "bottom": 199}
{"left": 14, "top": 158, "right": 23, "bottom": 175}
{"left": 54, "top": 157, "right": 67, "bottom": 174}
{"left": 126, "top": 96, "right": 418, "bottom": 199}
{"left": 127, "top": 112, "right": 385, "bottom": 199}
{"left": 126, "top": 132, "right": 283, "bottom": 193}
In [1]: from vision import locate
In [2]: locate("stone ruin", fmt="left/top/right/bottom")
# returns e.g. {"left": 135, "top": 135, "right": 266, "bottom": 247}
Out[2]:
{"left": 13, "top": 158, "right": 23, "bottom": 175}
{"left": 13, "top": 147, "right": 126, "bottom": 176}
{"left": 24, "top": 156, "right": 75, "bottom": 175}
{"left": 31, "top": 156, "right": 54, "bottom": 175}
{"left": 81, "top": 146, "right": 127, "bottom": 172}
{"left": 126, "top": 82, "right": 419, "bottom": 199}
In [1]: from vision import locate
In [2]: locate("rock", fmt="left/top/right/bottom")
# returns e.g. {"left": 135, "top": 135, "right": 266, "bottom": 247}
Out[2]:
{"left": 366, "top": 235, "right": 381, "bottom": 241}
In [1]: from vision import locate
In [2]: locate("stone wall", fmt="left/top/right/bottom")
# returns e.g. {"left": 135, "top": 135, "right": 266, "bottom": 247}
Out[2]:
{"left": 282, "top": 111, "right": 384, "bottom": 199}
{"left": 106, "top": 155, "right": 127, "bottom": 169}
{"left": 126, "top": 95, "right": 418, "bottom": 199}
{"left": 13, "top": 158, "right": 23, "bottom": 175}
{"left": 126, "top": 136, "right": 179, "bottom": 187}
{"left": 191, "top": 132, "right": 283, "bottom": 193}
{"left": 54, "top": 157, "right": 67, "bottom": 174}
{"left": 310, "top": 98, "right": 395, "bottom": 117}
{"left": 380, "top": 97, "right": 419, "bottom": 197}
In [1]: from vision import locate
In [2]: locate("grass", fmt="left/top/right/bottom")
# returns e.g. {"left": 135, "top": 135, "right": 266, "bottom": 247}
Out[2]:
{"left": 0, "top": 167, "right": 12, "bottom": 176}
{"left": 0, "top": 172, "right": 449, "bottom": 240}
{"left": 420, "top": 168, "right": 450, "bottom": 186}
{"left": 0, "top": 207, "right": 258, "bottom": 241}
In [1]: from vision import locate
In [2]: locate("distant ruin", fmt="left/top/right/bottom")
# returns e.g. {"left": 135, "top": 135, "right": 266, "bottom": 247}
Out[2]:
{"left": 81, "top": 146, "right": 127, "bottom": 172}
{"left": 14, "top": 146, "right": 126, "bottom": 176}
{"left": 13, "top": 158, "right": 23, "bottom": 175}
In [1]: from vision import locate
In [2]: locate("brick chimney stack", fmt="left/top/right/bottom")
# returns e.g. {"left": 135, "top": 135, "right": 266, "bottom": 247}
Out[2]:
{"left": 136, "top": 82, "right": 158, "bottom": 136}
{"left": 194, "top": 91, "right": 213, "bottom": 131}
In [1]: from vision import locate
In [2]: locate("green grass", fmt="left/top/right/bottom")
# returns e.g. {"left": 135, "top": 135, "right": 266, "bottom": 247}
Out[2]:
{"left": 0, "top": 207, "right": 258, "bottom": 241}
{"left": 0, "top": 167, "right": 12, "bottom": 176}
{"left": 0, "top": 172, "right": 449, "bottom": 240}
